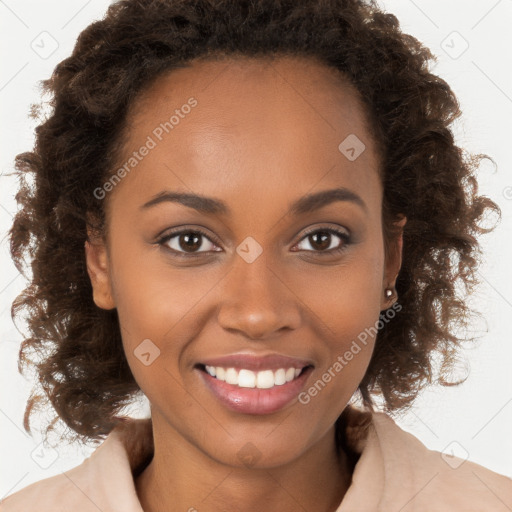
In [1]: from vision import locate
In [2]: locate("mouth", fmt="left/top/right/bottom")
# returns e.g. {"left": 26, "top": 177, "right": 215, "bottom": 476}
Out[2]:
{"left": 197, "top": 364, "right": 311, "bottom": 389}
{"left": 194, "top": 354, "right": 314, "bottom": 415}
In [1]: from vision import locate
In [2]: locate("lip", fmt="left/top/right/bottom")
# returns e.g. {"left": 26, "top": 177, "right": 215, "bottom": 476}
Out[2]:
{"left": 198, "top": 353, "right": 314, "bottom": 372}
{"left": 195, "top": 353, "right": 314, "bottom": 415}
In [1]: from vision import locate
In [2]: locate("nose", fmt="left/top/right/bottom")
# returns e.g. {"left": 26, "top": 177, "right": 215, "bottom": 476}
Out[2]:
{"left": 216, "top": 252, "right": 302, "bottom": 340}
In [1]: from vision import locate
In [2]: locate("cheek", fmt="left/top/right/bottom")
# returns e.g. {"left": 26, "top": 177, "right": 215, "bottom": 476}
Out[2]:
{"left": 108, "top": 238, "right": 227, "bottom": 374}
{"left": 291, "top": 242, "right": 384, "bottom": 393}
{"left": 292, "top": 265, "right": 383, "bottom": 431}
{"left": 292, "top": 240, "right": 385, "bottom": 337}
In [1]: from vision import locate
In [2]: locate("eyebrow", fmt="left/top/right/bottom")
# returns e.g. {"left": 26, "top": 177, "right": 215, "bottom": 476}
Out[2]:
{"left": 140, "top": 187, "right": 367, "bottom": 216}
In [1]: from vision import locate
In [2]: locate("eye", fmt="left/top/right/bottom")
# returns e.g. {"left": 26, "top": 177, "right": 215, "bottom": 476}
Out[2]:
{"left": 157, "top": 225, "right": 351, "bottom": 258}
{"left": 157, "top": 227, "right": 221, "bottom": 257}
{"left": 293, "top": 226, "right": 351, "bottom": 255}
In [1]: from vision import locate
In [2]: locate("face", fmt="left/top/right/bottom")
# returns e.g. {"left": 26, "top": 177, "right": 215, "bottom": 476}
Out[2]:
{"left": 85, "top": 55, "right": 404, "bottom": 468}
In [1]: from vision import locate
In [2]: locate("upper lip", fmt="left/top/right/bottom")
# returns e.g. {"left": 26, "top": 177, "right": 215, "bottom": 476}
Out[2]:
{"left": 198, "top": 353, "right": 314, "bottom": 372}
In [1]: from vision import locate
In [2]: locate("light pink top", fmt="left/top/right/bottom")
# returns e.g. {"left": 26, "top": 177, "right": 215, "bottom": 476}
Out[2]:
{"left": 2, "top": 407, "right": 511, "bottom": 511}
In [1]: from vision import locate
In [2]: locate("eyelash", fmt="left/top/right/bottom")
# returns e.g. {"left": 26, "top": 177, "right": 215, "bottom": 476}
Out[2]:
{"left": 156, "top": 225, "right": 351, "bottom": 258}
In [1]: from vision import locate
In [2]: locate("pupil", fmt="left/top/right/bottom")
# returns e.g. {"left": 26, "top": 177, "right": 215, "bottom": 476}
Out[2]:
{"left": 180, "top": 232, "right": 201, "bottom": 252}
{"left": 311, "top": 231, "right": 330, "bottom": 251}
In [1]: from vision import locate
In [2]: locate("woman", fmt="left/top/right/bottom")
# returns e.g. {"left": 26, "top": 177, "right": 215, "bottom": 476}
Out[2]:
{"left": 2, "top": 0, "right": 511, "bottom": 510}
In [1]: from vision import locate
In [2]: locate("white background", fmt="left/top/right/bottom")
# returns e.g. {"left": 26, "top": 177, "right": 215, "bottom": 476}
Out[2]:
{"left": 1, "top": 0, "right": 511, "bottom": 500}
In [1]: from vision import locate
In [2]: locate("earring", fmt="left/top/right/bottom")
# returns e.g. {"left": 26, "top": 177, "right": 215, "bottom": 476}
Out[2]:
{"left": 385, "top": 287, "right": 394, "bottom": 299}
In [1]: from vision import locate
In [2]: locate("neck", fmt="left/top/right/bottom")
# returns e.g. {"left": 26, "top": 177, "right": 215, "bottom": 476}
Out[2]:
{"left": 135, "top": 419, "right": 352, "bottom": 512}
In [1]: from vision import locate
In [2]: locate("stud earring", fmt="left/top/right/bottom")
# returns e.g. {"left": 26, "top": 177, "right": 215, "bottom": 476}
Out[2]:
{"left": 385, "top": 288, "right": 394, "bottom": 299}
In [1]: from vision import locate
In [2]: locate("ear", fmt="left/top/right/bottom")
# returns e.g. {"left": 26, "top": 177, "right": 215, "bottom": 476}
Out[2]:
{"left": 84, "top": 229, "right": 116, "bottom": 310}
{"left": 381, "top": 214, "right": 407, "bottom": 310}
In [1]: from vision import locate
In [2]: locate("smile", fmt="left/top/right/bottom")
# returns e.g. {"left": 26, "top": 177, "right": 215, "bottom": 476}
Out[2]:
{"left": 197, "top": 361, "right": 314, "bottom": 415}
{"left": 204, "top": 365, "right": 304, "bottom": 389}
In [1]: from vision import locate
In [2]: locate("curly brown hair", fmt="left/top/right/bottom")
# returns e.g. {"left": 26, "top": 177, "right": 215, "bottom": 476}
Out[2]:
{"left": 8, "top": 0, "right": 499, "bottom": 447}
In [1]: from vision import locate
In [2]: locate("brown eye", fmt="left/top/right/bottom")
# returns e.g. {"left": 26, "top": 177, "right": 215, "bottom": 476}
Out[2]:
{"left": 157, "top": 225, "right": 351, "bottom": 258}
{"left": 177, "top": 232, "right": 201, "bottom": 252}
{"left": 159, "top": 229, "right": 221, "bottom": 255}
{"left": 294, "top": 227, "right": 350, "bottom": 254}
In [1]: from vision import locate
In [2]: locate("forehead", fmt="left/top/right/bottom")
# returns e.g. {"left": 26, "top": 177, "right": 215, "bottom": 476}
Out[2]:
{"left": 109, "top": 55, "right": 382, "bottom": 223}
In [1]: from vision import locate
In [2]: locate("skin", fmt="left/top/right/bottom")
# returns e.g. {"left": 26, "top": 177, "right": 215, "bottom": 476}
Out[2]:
{"left": 85, "top": 55, "right": 406, "bottom": 512}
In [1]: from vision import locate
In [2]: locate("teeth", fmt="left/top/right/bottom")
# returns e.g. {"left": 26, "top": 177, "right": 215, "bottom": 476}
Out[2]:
{"left": 256, "top": 370, "right": 274, "bottom": 389}
{"left": 274, "top": 368, "right": 286, "bottom": 385}
{"left": 204, "top": 365, "right": 305, "bottom": 389}
{"left": 225, "top": 367, "right": 238, "bottom": 385}
{"left": 238, "top": 369, "right": 256, "bottom": 388}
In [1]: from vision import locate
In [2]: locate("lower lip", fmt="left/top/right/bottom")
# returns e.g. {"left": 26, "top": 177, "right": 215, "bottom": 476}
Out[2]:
{"left": 197, "top": 367, "right": 313, "bottom": 415}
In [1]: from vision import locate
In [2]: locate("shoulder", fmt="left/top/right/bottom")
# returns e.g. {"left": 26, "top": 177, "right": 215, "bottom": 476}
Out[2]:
{"left": 0, "top": 469, "right": 94, "bottom": 512}
{"left": 0, "top": 418, "right": 152, "bottom": 512}
{"left": 0, "top": 454, "right": 103, "bottom": 512}
{"left": 370, "top": 411, "right": 512, "bottom": 510}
